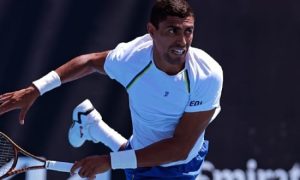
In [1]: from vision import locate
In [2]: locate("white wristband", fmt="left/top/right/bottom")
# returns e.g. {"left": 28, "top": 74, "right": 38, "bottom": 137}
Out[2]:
{"left": 110, "top": 150, "right": 137, "bottom": 169}
{"left": 32, "top": 71, "right": 61, "bottom": 95}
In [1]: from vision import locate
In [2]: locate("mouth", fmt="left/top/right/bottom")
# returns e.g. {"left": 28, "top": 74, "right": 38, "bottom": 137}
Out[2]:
{"left": 170, "top": 48, "right": 186, "bottom": 56}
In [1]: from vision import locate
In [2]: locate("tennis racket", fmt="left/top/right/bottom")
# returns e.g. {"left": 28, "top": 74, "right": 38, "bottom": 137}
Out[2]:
{"left": 0, "top": 131, "right": 75, "bottom": 179}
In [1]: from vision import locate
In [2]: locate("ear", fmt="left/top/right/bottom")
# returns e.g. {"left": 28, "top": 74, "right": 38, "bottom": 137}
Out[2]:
{"left": 147, "top": 22, "right": 156, "bottom": 38}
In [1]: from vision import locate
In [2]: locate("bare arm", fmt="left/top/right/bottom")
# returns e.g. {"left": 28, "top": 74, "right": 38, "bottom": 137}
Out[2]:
{"left": 71, "top": 108, "right": 216, "bottom": 178}
{"left": 0, "top": 51, "right": 109, "bottom": 124}
{"left": 135, "top": 108, "right": 215, "bottom": 167}
{"left": 55, "top": 51, "right": 109, "bottom": 83}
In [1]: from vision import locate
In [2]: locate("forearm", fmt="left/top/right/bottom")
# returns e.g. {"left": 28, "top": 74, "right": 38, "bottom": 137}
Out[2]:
{"left": 132, "top": 110, "right": 214, "bottom": 168}
{"left": 109, "top": 136, "right": 191, "bottom": 170}
{"left": 135, "top": 137, "right": 189, "bottom": 168}
{"left": 32, "top": 51, "right": 109, "bottom": 96}
{"left": 55, "top": 51, "right": 109, "bottom": 84}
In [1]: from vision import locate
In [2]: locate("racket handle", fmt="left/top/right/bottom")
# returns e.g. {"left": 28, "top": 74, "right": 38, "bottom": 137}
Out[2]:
{"left": 45, "top": 160, "right": 77, "bottom": 173}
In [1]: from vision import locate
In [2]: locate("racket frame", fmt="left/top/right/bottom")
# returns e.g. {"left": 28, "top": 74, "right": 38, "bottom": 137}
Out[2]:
{"left": 0, "top": 132, "right": 48, "bottom": 178}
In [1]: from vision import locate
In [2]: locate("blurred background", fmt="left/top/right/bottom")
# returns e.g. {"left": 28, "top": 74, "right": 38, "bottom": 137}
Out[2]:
{"left": 0, "top": 0, "right": 299, "bottom": 179}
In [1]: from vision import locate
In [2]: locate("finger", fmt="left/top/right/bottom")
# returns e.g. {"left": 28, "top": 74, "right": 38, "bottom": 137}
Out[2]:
{"left": 83, "top": 161, "right": 98, "bottom": 179}
{"left": 88, "top": 175, "right": 96, "bottom": 180}
{"left": 80, "top": 168, "right": 95, "bottom": 179}
{"left": 0, "top": 93, "right": 13, "bottom": 103}
{"left": 86, "top": 169, "right": 97, "bottom": 180}
{"left": 78, "top": 169, "right": 86, "bottom": 178}
{"left": 0, "top": 101, "right": 16, "bottom": 115}
{"left": 19, "top": 107, "right": 29, "bottom": 125}
{"left": 86, "top": 173, "right": 96, "bottom": 179}
{"left": 77, "top": 160, "right": 91, "bottom": 178}
{"left": 78, "top": 162, "right": 88, "bottom": 178}
{"left": 70, "top": 161, "right": 81, "bottom": 175}
{"left": 0, "top": 92, "right": 13, "bottom": 98}
{"left": 80, "top": 166, "right": 92, "bottom": 178}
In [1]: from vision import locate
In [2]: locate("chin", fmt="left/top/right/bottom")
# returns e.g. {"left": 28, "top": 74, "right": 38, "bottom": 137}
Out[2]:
{"left": 167, "top": 57, "right": 186, "bottom": 66}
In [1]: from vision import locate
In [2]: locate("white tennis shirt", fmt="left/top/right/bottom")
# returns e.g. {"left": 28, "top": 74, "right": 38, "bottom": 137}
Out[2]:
{"left": 104, "top": 34, "right": 223, "bottom": 167}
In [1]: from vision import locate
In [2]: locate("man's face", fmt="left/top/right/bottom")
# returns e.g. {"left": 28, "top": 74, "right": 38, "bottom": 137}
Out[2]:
{"left": 149, "top": 16, "right": 194, "bottom": 67}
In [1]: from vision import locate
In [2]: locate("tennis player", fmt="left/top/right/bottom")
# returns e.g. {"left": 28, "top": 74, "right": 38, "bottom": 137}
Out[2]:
{"left": 0, "top": 0, "right": 223, "bottom": 179}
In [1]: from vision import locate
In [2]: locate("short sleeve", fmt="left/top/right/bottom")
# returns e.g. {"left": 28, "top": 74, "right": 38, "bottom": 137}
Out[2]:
{"left": 104, "top": 34, "right": 152, "bottom": 87}
{"left": 185, "top": 62, "right": 223, "bottom": 113}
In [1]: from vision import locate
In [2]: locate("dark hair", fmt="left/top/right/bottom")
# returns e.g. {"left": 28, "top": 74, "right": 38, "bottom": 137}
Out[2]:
{"left": 150, "top": 0, "right": 195, "bottom": 29}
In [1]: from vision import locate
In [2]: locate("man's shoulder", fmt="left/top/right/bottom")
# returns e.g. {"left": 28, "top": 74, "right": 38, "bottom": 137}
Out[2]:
{"left": 118, "top": 34, "right": 153, "bottom": 52}
{"left": 188, "top": 47, "right": 216, "bottom": 63}
{"left": 188, "top": 47, "right": 222, "bottom": 74}
{"left": 106, "top": 34, "right": 152, "bottom": 63}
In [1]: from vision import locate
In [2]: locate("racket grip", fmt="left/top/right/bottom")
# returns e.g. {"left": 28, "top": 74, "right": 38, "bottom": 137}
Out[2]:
{"left": 45, "top": 160, "right": 77, "bottom": 173}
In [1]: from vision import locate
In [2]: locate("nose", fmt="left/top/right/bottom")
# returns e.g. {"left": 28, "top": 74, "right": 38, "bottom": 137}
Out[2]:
{"left": 176, "top": 34, "right": 187, "bottom": 47}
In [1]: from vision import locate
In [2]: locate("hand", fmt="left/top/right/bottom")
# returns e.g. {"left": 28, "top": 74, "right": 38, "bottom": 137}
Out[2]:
{"left": 71, "top": 155, "right": 111, "bottom": 179}
{"left": 0, "top": 85, "right": 40, "bottom": 124}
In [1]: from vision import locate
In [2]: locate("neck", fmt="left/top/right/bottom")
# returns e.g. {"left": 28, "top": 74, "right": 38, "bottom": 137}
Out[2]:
{"left": 152, "top": 50, "right": 185, "bottom": 76}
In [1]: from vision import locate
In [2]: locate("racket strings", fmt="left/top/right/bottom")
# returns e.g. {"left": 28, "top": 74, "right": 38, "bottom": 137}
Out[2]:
{"left": 0, "top": 135, "right": 15, "bottom": 167}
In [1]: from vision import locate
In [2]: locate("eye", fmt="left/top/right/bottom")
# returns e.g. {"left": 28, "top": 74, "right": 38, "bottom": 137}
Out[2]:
{"left": 185, "top": 28, "right": 194, "bottom": 35}
{"left": 168, "top": 28, "right": 176, "bottom": 35}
